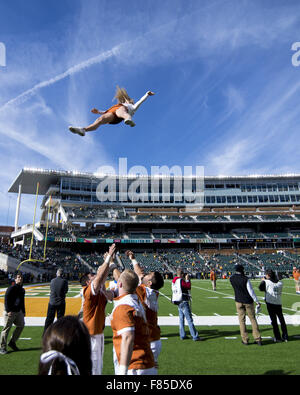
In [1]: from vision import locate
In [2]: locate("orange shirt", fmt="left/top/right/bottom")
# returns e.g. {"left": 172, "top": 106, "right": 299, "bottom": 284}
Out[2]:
{"left": 111, "top": 293, "right": 154, "bottom": 371}
{"left": 210, "top": 271, "right": 216, "bottom": 281}
{"left": 136, "top": 284, "right": 160, "bottom": 342}
{"left": 83, "top": 283, "right": 107, "bottom": 336}
{"left": 293, "top": 269, "right": 300, "bottom": 281}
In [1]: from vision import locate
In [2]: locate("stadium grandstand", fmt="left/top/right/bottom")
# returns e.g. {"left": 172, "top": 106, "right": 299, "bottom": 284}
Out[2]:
{"left": 1, "top": 167, "right": 300, "bottom": 282}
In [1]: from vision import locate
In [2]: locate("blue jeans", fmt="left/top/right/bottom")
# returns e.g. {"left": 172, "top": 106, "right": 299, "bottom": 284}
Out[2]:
{"left": 178, "top": 300, "right": 199, "bottom": 340}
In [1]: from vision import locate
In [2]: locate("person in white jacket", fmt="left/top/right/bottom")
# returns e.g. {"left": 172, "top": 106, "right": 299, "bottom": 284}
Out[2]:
{"left": 259, "top": 270, "right": 288, "bottom": 342}
{"left": 69, "top": 86, "right": 155, "bottom": 136}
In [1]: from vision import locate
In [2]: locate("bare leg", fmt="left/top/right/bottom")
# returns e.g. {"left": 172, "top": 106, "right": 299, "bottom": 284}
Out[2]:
{"left": 69, "top": 108, "right": 133, "bottom": 137}
{"left": 84, "top": 113, "right": 115, "bottom": 132}
{"left": 115, "top": 107, "right": 135, "bottom": 127}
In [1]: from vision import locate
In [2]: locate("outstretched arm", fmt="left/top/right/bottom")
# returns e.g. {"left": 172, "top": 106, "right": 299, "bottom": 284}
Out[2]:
{"left": 91, "top": 108, "right": 106, "bottom": 115}
{"left": 131, "top": 91, "right": 155, "bottom": 112}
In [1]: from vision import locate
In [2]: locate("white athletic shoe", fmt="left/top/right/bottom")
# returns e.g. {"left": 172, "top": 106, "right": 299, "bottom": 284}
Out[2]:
{"left": 124, "top": 119, "right": 136, "bottom": 127}
{"left": 69, "top": 126, "right": 86, "bottom": 136}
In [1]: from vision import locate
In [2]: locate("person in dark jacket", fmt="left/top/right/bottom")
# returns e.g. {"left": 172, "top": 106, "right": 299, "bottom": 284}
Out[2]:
{"left": 0, "top": 272, "right": 25, "bottom": 354}
{"left": 230, "top": 264, "right": 262, "bottom": 346}
{"left": 43, "top": 268, "right": 68, "bottom": 335}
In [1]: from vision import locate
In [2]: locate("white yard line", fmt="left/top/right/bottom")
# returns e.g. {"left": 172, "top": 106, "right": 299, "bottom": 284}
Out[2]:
{"left": 3, "top": 314, "right": 296, "bottom": 327}
{"left": 158, "top": 291, "right": 172, "bottom": 302}
{"left": 191, "top": 284, "right": 298, "bottom": 313}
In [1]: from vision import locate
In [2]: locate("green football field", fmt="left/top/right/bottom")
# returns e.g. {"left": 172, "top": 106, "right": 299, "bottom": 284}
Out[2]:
{"left": 0, "top": 278, "right": 300, "bottom": 375}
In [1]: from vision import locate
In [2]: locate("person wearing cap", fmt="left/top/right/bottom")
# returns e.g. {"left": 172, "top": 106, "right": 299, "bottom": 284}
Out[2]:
{"left": 230, "top": 264, "right": 262, "bottom": 346}
{"left": 43, "top": 268, "right": 68, "bottom": 335}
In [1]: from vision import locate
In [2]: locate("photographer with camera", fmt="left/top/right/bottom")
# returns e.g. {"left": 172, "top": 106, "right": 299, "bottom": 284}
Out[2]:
{"left": 172, "top": 268, "right": 201, "bottom": 341}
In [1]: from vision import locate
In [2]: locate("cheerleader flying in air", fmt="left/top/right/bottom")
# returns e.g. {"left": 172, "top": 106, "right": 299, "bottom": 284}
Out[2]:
{"left": 69, "top": 86, "right": 155, "bottom": 136}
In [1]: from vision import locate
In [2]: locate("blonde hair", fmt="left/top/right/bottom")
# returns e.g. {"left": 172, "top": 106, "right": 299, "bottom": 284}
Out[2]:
{"left": 114, "top": 86, "right": 134, "bottom": 104}
{"left": 120, "top": 269, "right": 139, "bottom": 293}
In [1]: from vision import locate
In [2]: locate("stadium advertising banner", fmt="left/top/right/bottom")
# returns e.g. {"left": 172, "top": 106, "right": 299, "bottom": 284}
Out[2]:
{"left": 48, "top": 236, "right": 229, "bottom": 244}
{"left": 233, "top": 238, "right": 293, "bottom": 243}
{"left": 47, "top": 236, "right": 293, "bottom": 244}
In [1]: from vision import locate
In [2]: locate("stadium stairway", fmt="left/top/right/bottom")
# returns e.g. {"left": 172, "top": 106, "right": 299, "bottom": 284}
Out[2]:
{"left": 281, "top": 250, "right": 298, "bottom": 264}
{"left": 237, "top": 254, "right": 261, "bottom": 271}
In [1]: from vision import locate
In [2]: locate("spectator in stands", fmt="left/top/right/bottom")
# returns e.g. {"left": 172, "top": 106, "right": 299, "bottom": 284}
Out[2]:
{"left": 43, "top": 268, "right": 68, "bottom": 335}
{"left": 125, "top": 250, "right": 164, "bottom": 372}
{"left": 230, "top": 264, "right": 262, "bottom": 345}
{"left": 110, "top": 269, "right": 156, "bottom": 375}
{"left": 292, "top": 267, "right": 300, "bottom": 294}
{"left": 172, "top": 268, "right": 201, "bottom": 341}
{"left": 0, "top": 272, "right": 25, "bottom": 354}
{"left": 259, "top": 270, "right": 288, "bottom": 342}
{"left": 82, "top": 244, "right": 116, "bottom": 375}
{"left": 69, "top": 87, "right": 155, "bottom": 136}
{"left": 39, "top": 315, "right": 92, "bottom": 375}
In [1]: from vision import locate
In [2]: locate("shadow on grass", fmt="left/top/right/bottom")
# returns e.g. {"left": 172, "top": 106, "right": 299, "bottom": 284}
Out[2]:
{"left": 163, "top": 327, "right": 299, "bottom": 345}
{"left": 263, "top": 370, "right": 294, "bottom": 375}
{"left": 6, "top": 347, "right": 42, "bottom": 354}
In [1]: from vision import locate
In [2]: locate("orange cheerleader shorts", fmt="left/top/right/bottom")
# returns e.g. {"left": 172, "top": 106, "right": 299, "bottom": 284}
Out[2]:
{"left": 105, "top": 104, "right": 124, "bottom": 124}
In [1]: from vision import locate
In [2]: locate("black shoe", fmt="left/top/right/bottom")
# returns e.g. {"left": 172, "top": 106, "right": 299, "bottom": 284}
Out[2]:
{"left": 255, "top": 340, "right": 263, "bottom": 346}
{"left": 241, "top": 341, "right": 249, "bottom": 346}
{"left": 0, "top": 348, "right": 8, "bottom": 355}
{"left": 8, "top": 341, "right": 19, "bottom": 351}
{"left": 193, "top": 337, "right": 204, "bottom": 341}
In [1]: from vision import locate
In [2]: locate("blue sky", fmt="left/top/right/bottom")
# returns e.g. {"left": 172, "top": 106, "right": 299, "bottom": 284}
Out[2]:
{"left": 1, "top": 0, "right": 300, "bottom": 225}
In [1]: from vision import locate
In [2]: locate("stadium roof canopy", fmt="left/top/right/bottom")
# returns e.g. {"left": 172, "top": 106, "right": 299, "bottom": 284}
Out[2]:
{"left": 8, "top": 168, "right": 104, "bottom": 195}
{"left": 8, "top": 167, "right": 300, "bottom": 195}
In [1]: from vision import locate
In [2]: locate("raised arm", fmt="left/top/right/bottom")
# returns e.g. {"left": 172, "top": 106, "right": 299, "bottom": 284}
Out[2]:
{"left": 125, "top": 250, "right": 144, "bottom": 281}
{"left": 131, "top": 91, "right": 155, "bottom": 112}
{"left": 92, "top": 244, "right": 116, "bottom": 294}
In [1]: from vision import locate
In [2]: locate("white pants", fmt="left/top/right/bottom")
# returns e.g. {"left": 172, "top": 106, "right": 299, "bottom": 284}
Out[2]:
{"left": 91, "top": 333, "right": 104, "bottom": 375}
{"left": 150, "top": 339, "right": 162, "bottom": 364}
{"left": 150, "top": 339, "right": 161, "bottom": 374}
{"left": 113, "top": 347, "right": 157, "bottom": 375}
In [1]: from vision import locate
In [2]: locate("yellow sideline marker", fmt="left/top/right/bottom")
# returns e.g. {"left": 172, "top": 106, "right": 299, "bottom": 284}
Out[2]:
{"left": 25, "top": 298, "right": 81, "bottom": 317}
{"left": 1, "top": 283, "right": 82, "bottom": 317}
